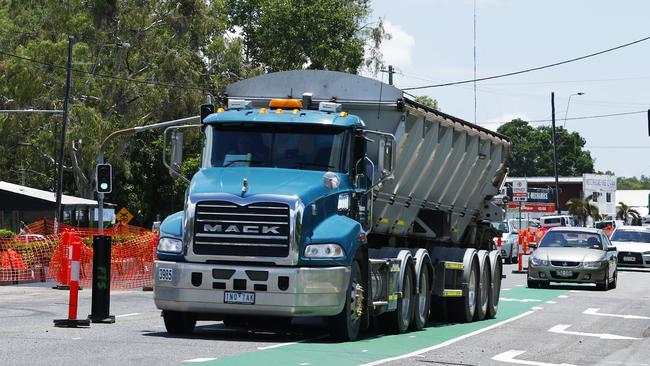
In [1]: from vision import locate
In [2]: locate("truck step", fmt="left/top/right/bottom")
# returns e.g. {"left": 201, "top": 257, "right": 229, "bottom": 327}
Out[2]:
{"left": 442, "top": 289, "right": 463, "bottom": 297}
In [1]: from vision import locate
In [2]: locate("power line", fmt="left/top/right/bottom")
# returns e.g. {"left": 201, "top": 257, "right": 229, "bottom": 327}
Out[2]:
{"left": 402, "top": 35, "right": 650, "bottom": 91}
{"left": 481, "top": 110, "right": 646, "bottom": 125}
{"left": 586, "top": 146, "right": 650, "bottom": 149}
{"left": 0, "top": 49, "right": 206, "bottom": 92}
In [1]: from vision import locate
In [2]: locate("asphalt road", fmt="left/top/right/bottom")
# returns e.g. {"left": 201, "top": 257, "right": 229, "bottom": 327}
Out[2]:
{"left": 1, "top": 260, "right": 649, "bottom": 366}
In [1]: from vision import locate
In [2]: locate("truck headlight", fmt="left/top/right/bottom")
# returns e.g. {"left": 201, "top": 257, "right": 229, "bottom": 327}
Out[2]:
{"left": 157, "top": 237, "right": 183, "bottom": 253}
{"left": 304, "top": 244, "right": 345, "bottom": 258}
{"left": 530, "top": 256, "right": 549, "bottom": 267}
{"left": 583, "top": 261, "right": 603, "bottom": 269}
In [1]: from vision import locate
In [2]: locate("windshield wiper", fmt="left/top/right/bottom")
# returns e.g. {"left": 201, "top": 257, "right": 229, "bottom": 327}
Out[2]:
{"left": 293, "top": 162, "right": 334, "bottom": 169}
{"left": 223, "top": 160, "right": 267, "bottom": 167}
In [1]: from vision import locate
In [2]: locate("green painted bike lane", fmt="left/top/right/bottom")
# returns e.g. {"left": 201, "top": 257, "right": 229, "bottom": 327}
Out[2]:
{"left": 196, "top": 286, "right": 566, "bottom": 366}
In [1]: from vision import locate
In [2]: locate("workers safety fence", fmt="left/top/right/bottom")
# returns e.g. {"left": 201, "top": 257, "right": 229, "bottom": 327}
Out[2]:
{"left": 0, "top": 221, "right": 157, "bottom": 289}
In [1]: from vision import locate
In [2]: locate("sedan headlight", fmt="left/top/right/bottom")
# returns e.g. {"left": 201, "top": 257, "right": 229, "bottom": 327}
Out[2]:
{"left": 583, "top": 261, "right": 603, "bottom": 269}
{"left": 530, "top": 256, "right": 549, "bottom": 266}
{"left": 304, "top": 244, "right": 345, "bottom": 258}
{"left": 157, "top": 237, "right": 183, "bottom": 253}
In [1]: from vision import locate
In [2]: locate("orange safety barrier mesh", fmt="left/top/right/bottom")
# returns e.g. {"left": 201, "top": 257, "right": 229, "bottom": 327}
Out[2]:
{"left": 2, "top": 221, "right": 157, "bottom": 289}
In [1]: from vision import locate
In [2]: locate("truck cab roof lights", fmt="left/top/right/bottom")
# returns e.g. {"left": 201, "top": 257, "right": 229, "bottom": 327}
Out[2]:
{"left": 269, "top": 99, "right": 303, "bottom": 109}
{"left": 216, "top": 107, "right": 225, "bottom": 113}
{"left": 276, "top": 108, "right": 284, "bottom": 114}
{"left": 339, "top": 111, "right": 348, "bottom": 117}
{"left": 318, "top": 102, "right": 342, "bottom": 113}
{"left": 227, "top": 99, "right": 252, "bottom": 110}
{"left": 260, "top": 108, "right": 267, "bottom": 114}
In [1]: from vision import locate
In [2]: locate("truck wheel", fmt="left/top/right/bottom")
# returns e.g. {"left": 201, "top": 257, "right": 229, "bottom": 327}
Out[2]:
{"left": 381, "top": 266, "right": 414, "bottom": 333}
{"left": 487, "top": 253, "right": 502, "bottom": 319}
{"left": 449, "top": 257, "right": 479, "bottom": 323}
{"left": 474, "top": 253, "right": 490, "bottom": 321}
{"left": 328, "top": 260, "right": 363, "bottom": 341}
{"left": 162, "top": 310, "right": 196, "bottom": 335}
{"left": 411, "top": 266, "right": 430, "bottom": 331}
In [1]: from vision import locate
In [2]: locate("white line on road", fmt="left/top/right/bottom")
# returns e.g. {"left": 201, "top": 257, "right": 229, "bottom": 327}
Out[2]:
{"left": 502, "top": 288, "right": 512, "bottom": 291}
{"left": 546, "top": 301, "right": 557, "bottom": 304}
{"left": 360, "top": 311, "right": 535, "bottom": 366}
{"left": 583, "top": 308, "right": 650, "bottom": 320}
{"left": 548, "top": 324, "right": 640, "bottom": 340}
{"left": 257, "top": 335, "right": 328, "bottom": 350}
{"left": 558, "top": 295, "right": 569, "bottom": 298}
{"left": 501, "top": 298, "right": 543, "bottom": 303}
{"left": 531, "top": 306, "right": 544, "bottom": 311}
{"left": 516, "top": 284, "right": 524, "bottom": 287}
{"left": 492, "top": 350, "right": 577, "bottom": 366}
{"left": 115, "top": 313, "right": 142, "bottom": 318}
{"left": 182, "top": 358, "right": 217, "bottom": 363}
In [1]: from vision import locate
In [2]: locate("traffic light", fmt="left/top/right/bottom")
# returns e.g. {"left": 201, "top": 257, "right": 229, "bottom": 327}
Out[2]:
{"left": 96, "top": 163, "right": 112, "bottom": 193}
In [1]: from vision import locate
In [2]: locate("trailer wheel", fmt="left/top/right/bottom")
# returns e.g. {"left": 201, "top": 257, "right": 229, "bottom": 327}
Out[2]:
{"left": 411, "top": 266, "right": 431, "bottom": 331}
{"left": 381, "top": 266, "right": 414, "bottom": 333}
{"left": 487, "top": 253, "right": 502, "bottom": 319}
{"left": 449, "top": 257, "right": 479, "bottom": 323}
{"left": 162, "top": 310, "right": 196, "bottom": 335}
{"left": 474, "top": 253, "right": 490, "bottom": 321}
{"left": 328, "top": 260, "right": 363, "bottom": 341}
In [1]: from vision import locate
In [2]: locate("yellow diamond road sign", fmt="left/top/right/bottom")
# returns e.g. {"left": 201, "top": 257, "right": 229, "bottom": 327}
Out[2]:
{"left": 116, "top": 207, "right": 134, "bottom": 224}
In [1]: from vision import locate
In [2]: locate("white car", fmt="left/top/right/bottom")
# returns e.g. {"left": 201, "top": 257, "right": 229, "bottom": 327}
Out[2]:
{"left": 609, "top": 226, "right": 650, "bottom": 268}
{"left": 492, "top": 219, "right": 538, "bottom": 264}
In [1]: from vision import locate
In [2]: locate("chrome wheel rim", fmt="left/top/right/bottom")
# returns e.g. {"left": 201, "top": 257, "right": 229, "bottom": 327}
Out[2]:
{"left": 418, "top": 271, "right": 428, "bottom": 318}
{"left": 468, "top": 265, "right": 477, "bottom": 310}
{"left": 401, "top": 272, "right": 412, "bottom": 323}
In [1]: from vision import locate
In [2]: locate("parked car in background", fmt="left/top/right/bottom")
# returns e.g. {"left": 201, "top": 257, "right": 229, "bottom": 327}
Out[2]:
{"left": 527, "top": 227, "right": 618, "bottom": 290}
{"left": 539, "top": 215, "right": 576, "bottom": 228}
{"left": 492, "top": 219, "right": 538, "bottom": 264}
{"left": 609, "top": 226, "right": 650, "bottom": 268}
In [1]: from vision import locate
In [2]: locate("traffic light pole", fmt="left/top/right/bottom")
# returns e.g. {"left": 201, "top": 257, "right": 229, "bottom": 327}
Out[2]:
{"left": 96, "top": 115, "right": 200, "bottom": 231}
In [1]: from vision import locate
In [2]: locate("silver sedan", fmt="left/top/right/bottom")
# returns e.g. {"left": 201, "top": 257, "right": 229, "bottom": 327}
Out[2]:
{"left": 527, "top": 227, "right": 618, "bottom": 290}
{"left": 610, "top": 226, "right": 650, "bottom": 268}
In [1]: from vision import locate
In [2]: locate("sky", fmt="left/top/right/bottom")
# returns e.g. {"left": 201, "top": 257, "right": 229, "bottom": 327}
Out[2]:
{"left": 368, "top": 0, "right": 650, "bottom": 178}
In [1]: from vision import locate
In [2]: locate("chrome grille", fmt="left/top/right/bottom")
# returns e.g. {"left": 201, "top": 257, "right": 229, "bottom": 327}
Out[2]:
{"left": 193, "top": 201, "right": 290, "bottom": 257}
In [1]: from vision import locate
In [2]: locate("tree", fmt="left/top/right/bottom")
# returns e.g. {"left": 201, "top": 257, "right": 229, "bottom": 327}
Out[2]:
{"left": 497, "top": 119, "right": 594, "bottom": 177}
{"left": 616, "top": 202, "right": 640, "bottom": 224}
{"left": 566, "top": 195, "right": 599, "bottom": 227}
{"left": 226, "top": 0, "right": 387, "bottom": 73}
{"left": 414, "top": 95, "right": 439, "bottom": 110}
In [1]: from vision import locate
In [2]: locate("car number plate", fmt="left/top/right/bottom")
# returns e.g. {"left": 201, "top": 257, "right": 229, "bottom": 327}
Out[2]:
{"left": 556, "top": 270, "right": 573, "bottom": 277}
{"left": 224, "top": 291, "right": 255, "bottom": 305}
{"left": 623, "top": 256, "right": 636, "bottom": 262}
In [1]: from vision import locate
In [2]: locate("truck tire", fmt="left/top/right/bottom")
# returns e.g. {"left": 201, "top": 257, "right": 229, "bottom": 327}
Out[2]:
{"left": 380, "top": 266, "right": 414, "bottom": 334}
{"left": 449, "top": 255, "right": 479, "bottom": 323}
{"left": 162, "top": 310, "right": 196, "bottom": 335}
{"left": 328, "top": 260, "right": 363, "bottom": 341}
{"left": 473, "top": 252, "right": 490, "bottom": 321}
{"left": 411, "top": 266, "right": 431, "bottom": 331}
{"left": 487, "top": 252, "right": 502, "bottom": 319}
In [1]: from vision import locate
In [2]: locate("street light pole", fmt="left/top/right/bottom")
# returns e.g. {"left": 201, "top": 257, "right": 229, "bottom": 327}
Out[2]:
{"left": 563, "top": 92, "right": 585, "bottom": 129}
{"left": 551, "top": 92, "right": 561, "bottom": 215}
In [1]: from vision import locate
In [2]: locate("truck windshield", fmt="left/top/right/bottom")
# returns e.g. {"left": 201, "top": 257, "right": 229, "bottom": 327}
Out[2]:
{"left": 204, "top": 124, "right": 349, "bottom": 172}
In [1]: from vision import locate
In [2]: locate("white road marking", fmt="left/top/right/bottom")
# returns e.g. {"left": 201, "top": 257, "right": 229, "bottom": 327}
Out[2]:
{"left": 569, "top": 290, "right": 580, "bottom": 293}
{"left": 531, "top": 306, "right": 544, "bottom": 311}
{"left": 583, "top": 308, "right": 650, "bottom": 320}
{"left": 360, "top": 311, "right": 535, "bottom": 366}
{"left": 502, "top": 288, "right": 512, "bottom": 291}
{"left": 182, "top": 358, "right": 217, "bottom": 363}
{"left": 548, "top": 324, "right": 640, "bottom": 340}
{"left": 558, "top": 295, "right": 569, "bottom": 299}
{"left": 115, "top": 313, "right": 142, "bottom": 318}
{"left": 492, "top": 350, "right": 577, "bottom": 366}
{"left": 257, "top": 335, "right": 328, "bottom": 350}
{"left": 299, "top": 363, "right": 311, "bottom": 365}
{"left": 546, "top": 301, "right": 557, "bottom": 304}
{"left": 71, "top": 337, "right": 81, "bottom": 340}
{"left": 516, "top": 284, "right": 524, "bottom": 287}
{"left": 501, "top": 298, "right": 543, "bottom": 303}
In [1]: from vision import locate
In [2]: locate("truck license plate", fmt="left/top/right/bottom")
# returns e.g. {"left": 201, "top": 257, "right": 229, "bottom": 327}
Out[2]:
{"left": 556, "top": 270, "right": 573, "bottom": 277}
{"left": 224, "top": 291, "right": 255, "bottom": 305}
{"left": 623, "top": 256, "right": 636, "bottom": 262}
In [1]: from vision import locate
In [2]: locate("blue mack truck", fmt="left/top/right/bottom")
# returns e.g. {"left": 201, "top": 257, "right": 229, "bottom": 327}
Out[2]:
{"left": 153, "top": 70, "right": 511, "bottom": 341}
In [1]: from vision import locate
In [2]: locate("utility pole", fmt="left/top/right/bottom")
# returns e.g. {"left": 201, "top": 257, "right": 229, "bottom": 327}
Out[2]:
{"left": 551, "top": 92, "right": 561, "bottom": 215}
{"left": 388, "top": 65, "right": 394, "bottom": 86}
{"left": 54, "top": 36, "right": 74, "bottom": 233}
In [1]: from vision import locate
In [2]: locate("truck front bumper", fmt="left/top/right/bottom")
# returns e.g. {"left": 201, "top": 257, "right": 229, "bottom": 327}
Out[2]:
{"left": 153, "top": 260, "right": 350, "bottom": 317}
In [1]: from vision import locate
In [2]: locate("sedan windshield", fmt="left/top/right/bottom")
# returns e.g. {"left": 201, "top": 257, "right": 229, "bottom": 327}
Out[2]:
{"left": 539, "top": 231, "right": 603, "bottom": 250}
{"left": 610, "top": 230, "right": 650, "bottom": 243}
{"left": 204, "top": 124, "right": 349, "bottom": 172}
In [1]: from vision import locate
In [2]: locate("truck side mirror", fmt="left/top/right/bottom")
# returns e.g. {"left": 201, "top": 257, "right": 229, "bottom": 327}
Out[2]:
{"left": 378, "top": 137, "right": 394, "bottom": 177}
{"left": 354, "top": 173, "right": 368, "bottom": 190}
{"left": 171, "top": 130, "right": 184, "bottom": 170}
{"left": 163, "top": 125, "right": 200, "bottom": 184}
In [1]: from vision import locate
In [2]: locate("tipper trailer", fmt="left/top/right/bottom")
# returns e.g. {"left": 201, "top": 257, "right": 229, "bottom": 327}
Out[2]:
{"left": 153, "top": 70, "right": 510, "bottom": 341}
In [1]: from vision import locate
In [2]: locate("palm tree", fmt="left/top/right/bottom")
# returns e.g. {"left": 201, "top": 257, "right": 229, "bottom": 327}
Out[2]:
{"left": 616, "top": 202, "right": 640, "bottom": 224}
{"left": 566, "top": 195, "right": 600, "bottom": 226}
